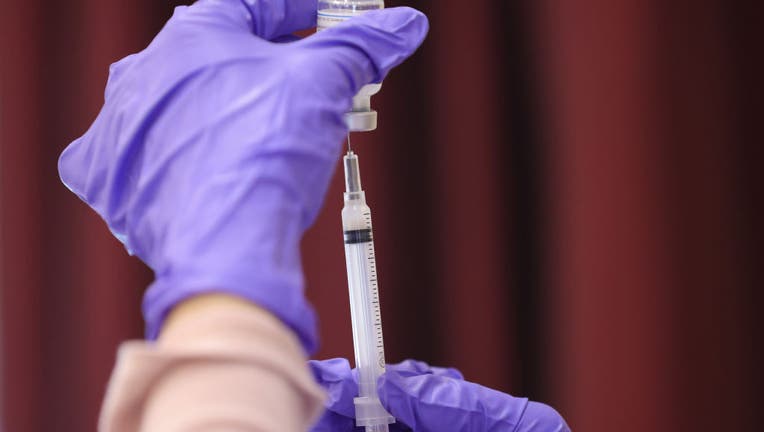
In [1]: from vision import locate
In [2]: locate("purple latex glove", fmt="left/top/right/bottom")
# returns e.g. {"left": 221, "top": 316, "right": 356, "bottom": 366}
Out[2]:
{"left": 309, "top": 358, "right": 569, "bottom": 432}
{"left": 308, "top": 358, "right": 464, "bottom": 431}
{"left": 57, "top": 0, "right": 428, "bottom": 353}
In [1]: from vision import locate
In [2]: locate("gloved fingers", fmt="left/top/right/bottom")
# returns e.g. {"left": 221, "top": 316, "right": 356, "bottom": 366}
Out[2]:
{"left": 271, "top": 33, "right": 303, "bottom": 44}
{"left": 387, "top": 359, "right": 464, "bottom": 381}
{"left": 237, "top": 0, "right": 317, "bottom": 40}
{"left": 309, "top": 358, "right": 352, "bottom": 381}
{"left": 297, "top": 7, "right": 428, "bottom": 98}
{"left": 389, "top": 423, "right": 413, "bottom": 432}
{"left": 308, "top": 410, "right": 357, "bottom": 432}
{"left": 427, "top": 365, "right": 464, "bottom": 380}
{"left": 307, "top": 358, "right": 365, "bottom": 431}
{"left": 178, "top": 0, "right": 316, "bottom": 41}
{"left": 515, "top": 402, "right": 571, "bottom": 432}
{"left": 378, "top": 369, "right": 531, "bottom": 432}
{"left": 308, "top": 359, "right": 358, "bottom": 418}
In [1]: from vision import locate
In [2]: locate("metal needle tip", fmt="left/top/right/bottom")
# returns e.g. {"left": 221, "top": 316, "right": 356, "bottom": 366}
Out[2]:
{"left": 347, "top": 133, "right": 352, "bottom": 153}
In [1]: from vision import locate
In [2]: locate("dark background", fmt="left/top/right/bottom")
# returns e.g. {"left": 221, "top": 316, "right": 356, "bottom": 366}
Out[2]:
{"left": 1, "top": 0, "right": 762, "bottom": 430}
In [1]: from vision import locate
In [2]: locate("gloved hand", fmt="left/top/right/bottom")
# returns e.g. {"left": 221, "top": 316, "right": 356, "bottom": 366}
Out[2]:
{"left": 308, "top": 358, "right": 463, "bottom": 431}
{"left": 57, "top": 0, "right": 428, "bottom": 353}
{"left": 309, "top": 358, "right": 569, "bottom": 432}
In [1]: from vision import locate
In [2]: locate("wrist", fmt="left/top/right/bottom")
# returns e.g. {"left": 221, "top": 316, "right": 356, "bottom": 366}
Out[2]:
{"left": 101, "top": 293, "right": 326, "bottom": 431}
{"left": 159, "top": 293, "right": 275, "bottom": 341}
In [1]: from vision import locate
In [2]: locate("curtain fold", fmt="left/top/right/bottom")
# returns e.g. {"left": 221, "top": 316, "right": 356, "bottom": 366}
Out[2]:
{"left": 535, "top": 0, "right": 762, "bottom": 428}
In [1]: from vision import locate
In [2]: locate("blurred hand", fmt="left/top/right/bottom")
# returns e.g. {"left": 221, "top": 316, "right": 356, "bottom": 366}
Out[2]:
{"left": 309, "top": 358, "right": 570, "bottom": 432}
{"left": 57, "top": 0, "right": 428, "bottom": 352}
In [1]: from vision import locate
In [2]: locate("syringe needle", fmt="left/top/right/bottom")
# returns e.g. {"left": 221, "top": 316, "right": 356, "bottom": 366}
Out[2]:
{"left": 347, "top": 133, "right": 352, "bottom": 153}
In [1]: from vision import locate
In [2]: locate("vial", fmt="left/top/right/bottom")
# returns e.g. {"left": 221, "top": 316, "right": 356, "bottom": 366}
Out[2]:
{"left": 317, "top": 0, "right": 385, "bottom": 132}
{"left": 317, "top": 0, "right": 384, "bottom": 30}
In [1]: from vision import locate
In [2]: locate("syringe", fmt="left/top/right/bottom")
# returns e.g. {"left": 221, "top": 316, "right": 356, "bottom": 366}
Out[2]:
{"left": 318, "top": 1, "right": 394, "bottom": 429}
{"left": 341, "top": 145, "right": 395, "bottom": 432}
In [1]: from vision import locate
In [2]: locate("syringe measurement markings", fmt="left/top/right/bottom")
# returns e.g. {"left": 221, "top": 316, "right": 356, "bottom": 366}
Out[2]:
{"left": 358, "top": 228, "right": 383, "bottom": 368}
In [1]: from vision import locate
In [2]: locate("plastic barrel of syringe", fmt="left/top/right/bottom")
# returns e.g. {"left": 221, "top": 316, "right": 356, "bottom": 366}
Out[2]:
{"left": 342, "top": 191, "right": 395, "bottom": 429}
{"left": 317, "top": 0, "right": 384, "bottom": 132}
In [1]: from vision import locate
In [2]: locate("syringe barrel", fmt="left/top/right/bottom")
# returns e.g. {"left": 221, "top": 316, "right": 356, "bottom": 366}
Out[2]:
{"left": 342, "top": 198, "right": 394, "bottom": 429}
{"left": 341, "top": 153, "right": 394, "bottom": 430}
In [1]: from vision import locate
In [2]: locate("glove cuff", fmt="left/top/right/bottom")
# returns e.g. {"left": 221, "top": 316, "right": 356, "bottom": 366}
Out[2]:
{"left": 143, "top": 272, "right": 319, "bottom": 354}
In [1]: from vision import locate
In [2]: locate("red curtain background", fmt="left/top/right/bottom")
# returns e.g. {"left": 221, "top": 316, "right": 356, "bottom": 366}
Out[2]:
{"left": 1, "top": 0, "right": 761, "bottom": 430}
